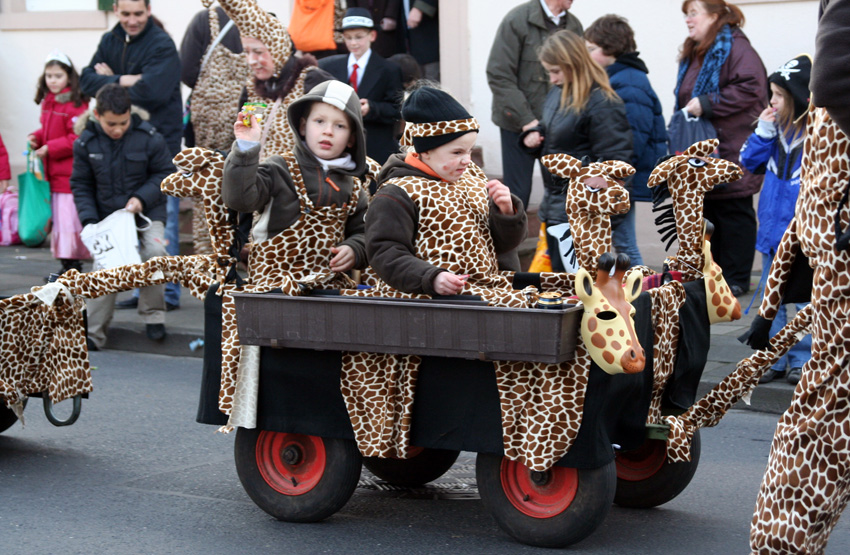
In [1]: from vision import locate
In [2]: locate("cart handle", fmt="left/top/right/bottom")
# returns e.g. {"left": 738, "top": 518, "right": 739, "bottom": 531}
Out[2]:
{"left": 43, "top": 394, "right": 82, "bottom": 427}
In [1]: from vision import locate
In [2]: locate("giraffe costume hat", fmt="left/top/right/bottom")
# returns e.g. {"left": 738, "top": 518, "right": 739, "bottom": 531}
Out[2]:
{"left": 541, "top": 153, "right": 634, "bottom": 274}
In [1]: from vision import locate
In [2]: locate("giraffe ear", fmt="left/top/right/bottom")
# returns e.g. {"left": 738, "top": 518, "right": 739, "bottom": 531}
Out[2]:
{"left": 575, "top": 267, "right": 595, "bottom": 303}
{"left": 683, "top": 138, "right": 719, "bottom": 158}
{"left": 624, "top": 268, "right": 643, "bottom": 303}
{"left": 648, "top": 156, "right": 680, "bottom": 187}
{"left": 541, "top": 153, "right": 582, "bottom": 179}
{"left": 600, "top": 160, "right": 636, "bottom": 180}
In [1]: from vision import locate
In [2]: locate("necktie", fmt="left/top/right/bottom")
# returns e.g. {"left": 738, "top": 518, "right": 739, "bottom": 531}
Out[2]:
{"left": 349, "top": 63, "right": 359, "bottom": 92}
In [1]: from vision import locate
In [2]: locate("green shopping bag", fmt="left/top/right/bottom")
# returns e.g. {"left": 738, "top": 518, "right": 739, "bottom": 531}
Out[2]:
{"left": 17, "top": 147, "right": 52, "bottom": 247}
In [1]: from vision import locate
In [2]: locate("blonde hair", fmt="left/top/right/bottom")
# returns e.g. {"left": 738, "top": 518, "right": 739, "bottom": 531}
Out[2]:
{"left": 538, "top": 30, "right": 618, "bottom": 113}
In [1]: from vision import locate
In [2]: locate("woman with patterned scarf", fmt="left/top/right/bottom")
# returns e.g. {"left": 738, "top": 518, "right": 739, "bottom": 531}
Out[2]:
{"left": 675, "top": 0, "right": 767, "bottom": 297}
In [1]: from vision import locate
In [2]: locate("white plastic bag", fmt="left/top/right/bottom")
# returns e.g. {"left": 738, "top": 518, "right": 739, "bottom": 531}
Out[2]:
{"left": 80, "top": 209, "right": 151, "bottom": 270}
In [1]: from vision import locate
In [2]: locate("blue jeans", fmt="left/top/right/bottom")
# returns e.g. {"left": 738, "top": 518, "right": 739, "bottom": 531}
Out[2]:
{"left": 610, "top": 201, "right": 644, "bottom": 266}
{"left": 761, "top": 251, "right": 811, "bottom": 371}
{"left": 131, "top": 195, "right": 181, "bottom": 306}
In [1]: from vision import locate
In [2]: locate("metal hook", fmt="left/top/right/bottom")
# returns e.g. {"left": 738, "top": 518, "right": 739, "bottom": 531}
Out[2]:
{"left": 43, "top": 393, "right": 82, "bottom": 427}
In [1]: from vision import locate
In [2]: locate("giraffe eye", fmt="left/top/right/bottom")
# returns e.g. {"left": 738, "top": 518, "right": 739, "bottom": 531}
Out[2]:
{"left": 687, "top": 158, "right": 707, "bottom": 167}
{"left": 182, "top": 171, "right": 194, "bottom": 177}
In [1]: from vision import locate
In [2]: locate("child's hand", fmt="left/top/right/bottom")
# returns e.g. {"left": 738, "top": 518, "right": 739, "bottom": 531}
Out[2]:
{"left": 360, "top": 98, "right": 370, "bottom": 117}
{"left": 124, "top": 197, "right": 143, "bottom": 214}
{"left": 759, "top": 106, "right": 776, "bottom": 123}
{"left": 330, "top": 245, "right": 355, "bottom": 272}
{"left": 27, "top": 134, "right": 38, "bottom": 148}
{"left": 233, "top": 112, "right": 262, "bottom": 142}
{"left": 433, "top": 272, "right": 468, "bottom": 296}
{"left": 486, "top": 179, "right": 514, "bottom": 214}
{"left": 523, "top": 131, "right": 543, "bottom": 149}
{"left": 0, "top": 180, "right": 9, "bottom": 194}
{"left": 34, "top": 145, "right": 48, "bottom": 159}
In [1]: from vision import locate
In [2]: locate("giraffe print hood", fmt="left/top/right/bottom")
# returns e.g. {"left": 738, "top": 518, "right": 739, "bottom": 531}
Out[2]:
{"left": 287, "top": 80, "right": 368, "bottom": 178}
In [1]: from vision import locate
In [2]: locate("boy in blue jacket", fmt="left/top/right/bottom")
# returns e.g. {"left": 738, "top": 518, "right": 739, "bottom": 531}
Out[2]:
{"left": 739, "top": 54, "right": 813, "bottom": 385}
{"left": 584, "top": 15, "right": 668, "bottom": 267}
{"left": 71, "top": 83, "right": 172, "bottom": 350}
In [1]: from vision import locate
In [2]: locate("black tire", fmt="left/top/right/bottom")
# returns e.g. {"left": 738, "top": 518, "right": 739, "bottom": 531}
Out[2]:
{"left": 363, "top": 448, "right": 460, "bottom": 487}
{"left": 476, "top": 453, "right": 617, "bottom": 548}
{"left": 0, "top": 403, "right": 20, "bottom": 434}
{"left": 614, "top": 428, "right": 702, "bottom": 508}
{"left": 234, "top": 429, "right": 362, "bottom": 522}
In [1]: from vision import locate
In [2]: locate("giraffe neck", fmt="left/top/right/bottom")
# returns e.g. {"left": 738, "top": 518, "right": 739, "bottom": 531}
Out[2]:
{"left": 571, "top": 213, "right": 611, "bottom": 272}
{"left": 671, "top": 178, "right": 706, "bottom": 277}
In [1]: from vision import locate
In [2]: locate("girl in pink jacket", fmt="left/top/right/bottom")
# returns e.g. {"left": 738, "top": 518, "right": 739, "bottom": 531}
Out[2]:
{"left": 28, "top": 51, "right": 91, "bottom": 273}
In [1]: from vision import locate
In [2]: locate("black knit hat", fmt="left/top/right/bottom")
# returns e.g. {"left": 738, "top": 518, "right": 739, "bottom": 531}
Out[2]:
{"left": 402, "top": 86, "right": 478, "bottom": 152}
{"left": 768, "top": 54, "right": 812, "bottom": 121}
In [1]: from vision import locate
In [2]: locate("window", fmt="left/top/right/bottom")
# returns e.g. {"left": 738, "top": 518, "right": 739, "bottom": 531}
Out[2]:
{"left": 0, "top": 0, "right": 108, "bottom": 29}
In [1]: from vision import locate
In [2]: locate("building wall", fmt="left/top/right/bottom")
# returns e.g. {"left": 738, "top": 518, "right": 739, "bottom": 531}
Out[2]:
{"left": 1, "top": 0, "right": 817, "bottom": 180}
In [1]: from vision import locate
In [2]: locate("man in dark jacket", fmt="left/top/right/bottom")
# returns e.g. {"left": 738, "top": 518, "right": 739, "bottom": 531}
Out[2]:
{"left": 80, "top": 0, "right": 182, "bottom": 309}
{"left": 71, "top": 84, "right": 172, "bottom": 350}
{"left": 487, "top": 0, "right": 582, "bottom": 209}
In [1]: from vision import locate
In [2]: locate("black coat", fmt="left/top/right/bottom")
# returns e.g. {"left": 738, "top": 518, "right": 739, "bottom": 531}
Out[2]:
{"left": 71, "top": 113, "right": 172, "bottom": 226}
{"left": 405, "top": 0, "right": 439, "bottom": 65}
{"left": 522, "top": 86, "right": 633, "bottom": 225}
{"left": 319, "top": 53, "right": 403, "bottom": 165}
{"left": 80, "top": 19, "right": 183, "bottom": 155}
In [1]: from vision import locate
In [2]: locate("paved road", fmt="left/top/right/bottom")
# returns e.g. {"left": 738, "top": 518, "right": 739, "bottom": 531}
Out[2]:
{"left": 2, "top": 350, "right": 848, "bottom": 554}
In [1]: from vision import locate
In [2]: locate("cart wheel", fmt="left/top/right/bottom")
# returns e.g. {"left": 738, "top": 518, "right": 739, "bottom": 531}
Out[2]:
{"left": 0, "top": 404, "right": 19, "bottom": 434}
{"left": 476, "top": 453, "right": 616, "bottom": 548}
{"left": 363, "top": 447, "right": 460, "bottom": 487}
{"left": 234, "top": 429, "right": 362, "bottom": 522}
{"left": 614, "top": 428, "right": 701, "bottom": 508}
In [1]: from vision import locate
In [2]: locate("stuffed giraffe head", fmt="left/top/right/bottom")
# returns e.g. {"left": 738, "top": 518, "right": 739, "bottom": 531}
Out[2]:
{"left": 161, "top": 147, "right": 235, "bottom": 260}
{"left": 576, "top": 253, "right": 646, "bottom": 375}
{"left": 647, "top": 139, "right": 743, "bottom": 279}
{"left": 541, "top": 153, "right": 635, "bottom": 272}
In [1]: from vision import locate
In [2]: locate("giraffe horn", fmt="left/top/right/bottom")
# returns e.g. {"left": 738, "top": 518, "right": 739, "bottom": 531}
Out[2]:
{"left": 601, "top": 160, "right": 636, "bottom": 180}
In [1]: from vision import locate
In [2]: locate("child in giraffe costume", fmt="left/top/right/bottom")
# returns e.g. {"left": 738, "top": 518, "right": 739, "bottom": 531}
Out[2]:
{"left": 215, "top": 0, "right": 332, "bottom": 161}
{"left": 219, "top": 80, "right": 370, "bottom": 429}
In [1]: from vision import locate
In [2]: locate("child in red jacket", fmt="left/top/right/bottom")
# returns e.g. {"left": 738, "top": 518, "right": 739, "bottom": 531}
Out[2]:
{"left": 28, "top": 51, "right": 91, "bottom": 273}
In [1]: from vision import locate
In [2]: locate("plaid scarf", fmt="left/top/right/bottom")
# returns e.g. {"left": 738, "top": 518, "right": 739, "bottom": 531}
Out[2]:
{"left": 674, "top": 25, "right": 734, "bottom": 109}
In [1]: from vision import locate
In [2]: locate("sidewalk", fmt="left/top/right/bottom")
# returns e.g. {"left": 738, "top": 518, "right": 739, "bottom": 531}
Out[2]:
{"left": 0, "top": 243, "right": 797, "bottom": 414}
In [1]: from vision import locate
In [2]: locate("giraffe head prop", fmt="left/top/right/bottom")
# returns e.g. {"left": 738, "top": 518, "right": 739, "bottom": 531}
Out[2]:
{"left": 647, "top": 139, "right": 743, "bottom": 278}
{"left": 576, "top": 252, "right": 646, "bottom": 375}
{"left": 541, "top": 153, "right": 635, "bottom": 272}
{"left": 216, "top": 0, "right": 292, "bottom": 77}
{"left": 161, "top": 147, "right": 235, "bottom": 260}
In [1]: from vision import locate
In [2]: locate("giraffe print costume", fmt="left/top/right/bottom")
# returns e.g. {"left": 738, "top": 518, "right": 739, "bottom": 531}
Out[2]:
{"left": 223, "top": 151, "right": 364, "bottom": 429}
{"left": 748, "top": 107, "right": 850, "bottom": 553}
{"left": 188, "top": 3, "right": 250, "bottom": 255}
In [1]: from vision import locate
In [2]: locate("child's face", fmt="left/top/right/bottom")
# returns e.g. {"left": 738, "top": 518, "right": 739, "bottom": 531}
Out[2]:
{"left": 420, "top": 132, "right": 478, "bottom": 183}
{"left": 243, "top": 36, "right": 275, "bottom": 81}
{"left": 45, "top": 64, "right": 69, "bottom": 95}
{"left": 541, "top": 61, "right": 565, "bottom": 86}
{"left": 769, "top": 83, "right": 787, "bottom": 115}
{"left": 299, "top": 102, "right": 354, "bottom": 160}
{"left": 586, "top": 41, "right": 615, "bottom": 68}
{"left": 94, "top": 109, "right": 132, "bottom": 141}
{"left": 342, "top": 28, "right": 376, "bottom": 59}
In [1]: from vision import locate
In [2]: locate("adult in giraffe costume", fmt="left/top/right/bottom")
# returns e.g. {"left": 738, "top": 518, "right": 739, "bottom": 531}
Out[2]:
{"left": 180, "top": 1, "right": 250, "bottom": 255}
{"left": 749, "top": 1, "right": 850, "bottom": 551}
{"left": 216, "top": 0, "right": 332, "bottom": 161}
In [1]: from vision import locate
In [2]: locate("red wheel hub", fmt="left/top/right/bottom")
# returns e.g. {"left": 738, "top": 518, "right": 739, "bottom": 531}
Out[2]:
{"left": 615, "top": 439, "right": 667, "bottom": 481}
{"left": 256, "top": 432, "right": 326, "bottom": 495}
{"left": 499, "top": 459, "right": 578, "bottom": 518}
